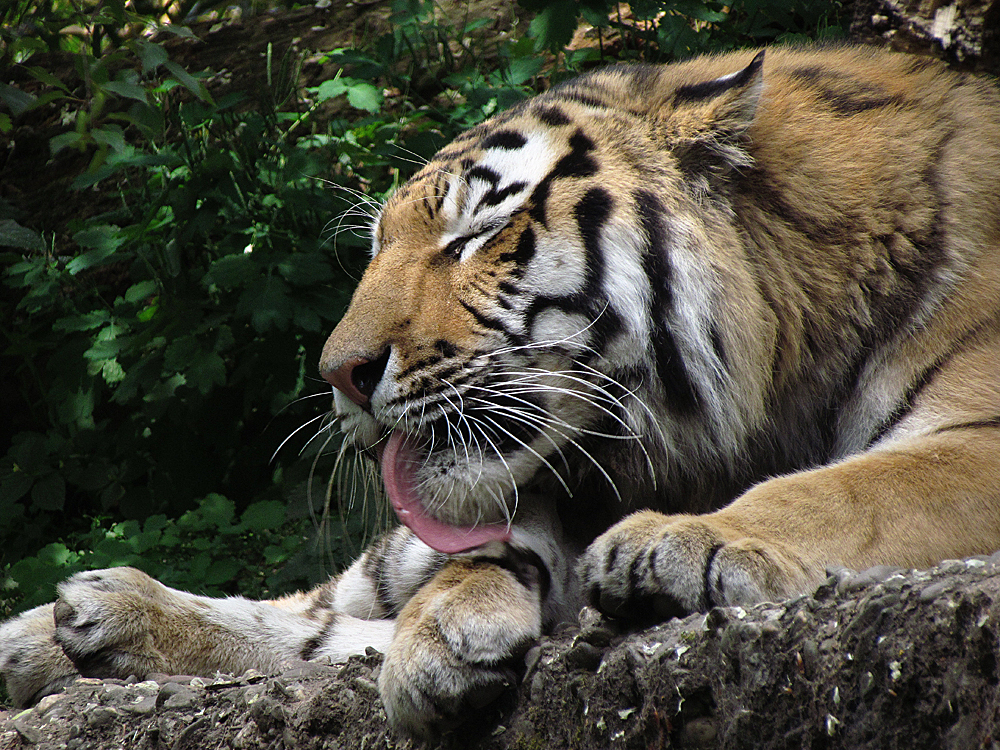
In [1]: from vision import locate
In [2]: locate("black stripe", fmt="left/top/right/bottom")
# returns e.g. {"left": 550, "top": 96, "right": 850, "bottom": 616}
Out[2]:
{"left": 674, "top": 50, "right": 764, "bottom": 103}
{"left": 397, "top": 354, "right": 443, "bottom": 381}
{"left": 300, "top": 613, "right": 336, "bottom": 660}
{"left": 534, "top": 105, "right": 570, "bottom": 126}
{"left": 934, "top": 417, "right": 1000, "bottom": 434}
{"left": 434, "top": 339, "right": 458, "bottom": 358}
{"left": 635, "top": 189, "right": 701, "bottom": 414}
{"left": 481, "top": 130, "right": 528, "bottom": 150}
{"left": 574, "top": 187, "right": 624, "bottom": 351}
{"left": 789, "top": 66, "right": 907, "bottom": 117}
{"left": 703, "top": 543, "right": 724, "bottom": 609}
{"left": 473, "top": 546, "right": 551, "bottom": 600}
{"left": 498, "top": 225, "right": 536, "bottom": 265}
{"left": 548, "top": 91, "right": 608, "bottom": 110}
{"left": 527, "top": 129, "right": 598, "bottom": 227}
{"left": 459, "top": 298, "right": 524, "bottom": 346}
{"left": 553, "top": 130, "right": 599, "bottom": 179}
{"left": 478, "top": 180, "right": 528, "bottom": 210}
{"left": 467, "top": 165, "right": 501, "bottom": 185}
{"left": 867, "top": 313, "right": 1000, "bottom": 446}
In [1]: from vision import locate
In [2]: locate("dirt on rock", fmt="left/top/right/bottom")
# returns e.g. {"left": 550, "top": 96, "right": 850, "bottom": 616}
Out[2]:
{"left": 4, "top": 558, "right": 1000, "bottom": 749}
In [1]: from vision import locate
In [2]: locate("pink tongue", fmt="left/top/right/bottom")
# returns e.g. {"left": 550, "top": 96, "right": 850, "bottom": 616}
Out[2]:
{"left": 381, "top": 430, "right": 512, "bottom": 553}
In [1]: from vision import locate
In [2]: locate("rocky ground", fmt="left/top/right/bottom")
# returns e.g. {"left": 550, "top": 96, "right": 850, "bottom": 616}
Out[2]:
{"left": 4, "top": 557, "right": 1000, "bottom": 749}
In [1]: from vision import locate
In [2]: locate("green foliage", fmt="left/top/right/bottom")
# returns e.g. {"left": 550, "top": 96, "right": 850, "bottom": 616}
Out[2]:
{"left": 0, "top": 494, "right": 353, "bottom": 617}
{"left": 524, "top": 0, "right": 847, "bottom": 59}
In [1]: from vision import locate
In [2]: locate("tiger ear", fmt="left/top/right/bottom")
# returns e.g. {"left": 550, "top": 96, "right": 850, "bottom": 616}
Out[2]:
{"left": 664, "top": 50, "right": 765, "bottom": 183}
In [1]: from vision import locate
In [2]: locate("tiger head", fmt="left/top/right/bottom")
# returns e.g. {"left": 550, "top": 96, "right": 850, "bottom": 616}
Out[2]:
{"left": 319, "top": 52, "right": 769, "bottom": 553}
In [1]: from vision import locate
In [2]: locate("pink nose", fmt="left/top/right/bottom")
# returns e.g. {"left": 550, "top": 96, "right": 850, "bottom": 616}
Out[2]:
{"left": 322, "top": 358, "right": 370, "bottom": 405}
{"left": 321, "top": 350, "right": 389, "bottom": 406}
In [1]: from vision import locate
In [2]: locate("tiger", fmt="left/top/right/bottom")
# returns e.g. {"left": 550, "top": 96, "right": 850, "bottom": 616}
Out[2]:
{"left": 3, "top": 44, "right": 1000, "bottom": 740}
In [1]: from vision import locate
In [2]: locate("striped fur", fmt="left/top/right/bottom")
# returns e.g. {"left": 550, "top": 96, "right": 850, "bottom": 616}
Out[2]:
{"left": 4, "top": 46, "right": 1000, "bottom": 739}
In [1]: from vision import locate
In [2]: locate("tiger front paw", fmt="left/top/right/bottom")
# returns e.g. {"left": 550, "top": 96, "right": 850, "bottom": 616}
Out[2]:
{"left": 51, "top": 567, "right": 175, "bottom": 679}
{"left": 0, "top": 604, "right": 79, "bottom": 708}
{"left": 378, "top": 558, "right": 542, "bottom": 738}
{"left": 578, "top": 510, "right": 818, "bottom": 620}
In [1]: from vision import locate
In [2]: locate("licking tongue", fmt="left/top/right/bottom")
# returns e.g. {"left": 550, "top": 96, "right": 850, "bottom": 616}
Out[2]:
{"left": 380, "top": 431, "right": 512, "bottom": 554}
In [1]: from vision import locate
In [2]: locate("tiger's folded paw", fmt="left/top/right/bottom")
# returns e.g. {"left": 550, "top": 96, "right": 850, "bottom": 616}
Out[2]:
{"left": 579, "top": 510, "right": 816, "bottom": 621}
{"left": 0, "top": 604, "right": 78, "bottom": 708}
{"left": 52, "top": 567, "right": 174, "bottom": 679}
{"left": 378, "top": 559, "right": 541, "bottom": 738}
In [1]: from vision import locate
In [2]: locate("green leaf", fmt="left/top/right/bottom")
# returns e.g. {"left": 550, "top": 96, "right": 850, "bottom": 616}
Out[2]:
{"left": 204, "top": 254, "right": 256, "bottom": 290}
{"left": 90, "top": 125, "right": 128, "bottom": 153}
{"left": 131, "top": 39, "right": 170, "bottom": 74}
{"left": 201, "top": 557, "right": 242, "bottom": 586}
{"left": 0, "top": 219, "right": 44, "bottom": 250}
{"left": 276, "top": 254, "right": 333, "bottom": 285}
{"left": 197, "top": 494, "right": 236, "bottom": 529}
{"left": 102, "top": 79, "right": 149, "bottom": 105}
{"left": 0, "top": 83, "right": 38, "bottom": 117}
{"left": 31, "top": 474, "right": 65, "bottom": 512}
{"left": 24, "top": 66, "right": 69, "bottom": 93}
{"left": 164, "top": 335, "right": 201, "bottom": 373}
{"left": 527, "top": 0, "right": 580, "bottom": 51}
{"left": 67, "top": 225, "right": 125, "bottom": 274}
{"left": 346, "top": 82, "right": 383, "bottom": 113}
{"left": 125, "top": 280, "right": 158, "bottom": 303}
{"left": 163, "top": 61, "right": 211, "bottom": 103}
{"left": 50, "top": 131, "right": 85, "bottom": 156}
{"left": 241, "top": 276, "right": 293, "bottom": 332}
{"left": 185, "top": 349, "right": 226, "bottom": 394}
{"left": 240, "top": 500, "right": 286, "bottom": 532}
{"left": 0, "top": 468, "right": 33, "bottom": 505}
{"left": 313, "top": 78, "right": 348, "bottom": 103}
{"left": 53, "top": 310, "right": 111, "bottom": 332}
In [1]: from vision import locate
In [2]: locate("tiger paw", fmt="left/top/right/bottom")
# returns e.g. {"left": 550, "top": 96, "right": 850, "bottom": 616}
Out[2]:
{"left": 578, "top": 510, "right": 816, "bottom": 620}
{"left": 378, "top": 558, "right": 542, "bottom": 738}
{"left": 0, "top": 604, "right": 79, "bottom": 707}
{"left": 51, "top": 567, "right": 175, "bottom": 678}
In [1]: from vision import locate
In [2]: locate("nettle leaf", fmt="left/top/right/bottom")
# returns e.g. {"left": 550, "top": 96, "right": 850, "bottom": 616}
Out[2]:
{"left": 164, "top": 335, "right": 202, "bottom": 372}
{"left": 90, "top": 125, "right": 129, "bottom": 153}
{"left": 124, "top": 280, "right": 158, "bottom": 304}
{"left": 67, "top": 225, "right": 126, "bottom": 274}
{"left": 277, "top": 253, "right": 333, "bottom": 285}
{"left": 198, "top": 494, "right": 237, "bottom": 529}
{"left": 31, "top": 473, "right": 66, "bottom": 512}
{"left": 346, "top": 82, "right": 383, "bottom": 113}
{"left": 102, "top": 78, "right": 148, "bottom": 105}
{"left": 527, "top": 0, "right": 580, "bottom": 51}
{"left": 131, "top": 39, "right": 170, "bottom": 74}
{"left": 185, "top": 349, "right": 227, "bottom": 395}
{"left": 202, "top": 557, "right": 242, "bottom": 586}
{"left": 204, "top": 254, "right": 257, "bottom": 290}
{"left": 0, "top": 219, "right": 44, "bottom": 250}
{"left": 0, "top": 83, "right": 38, "bottom": 117}
{"left": 239, "top": 500, "right": 286, "bottom": 532}
{"left": 314, "top": 77, "right": 383, "bottom": 113}
{"left": 54, "top": 310, "right": 112, "bottom": 332}
{"left": 1, "top": 467, "right": 33, "bottom": 505}
{"left": 240, "top": 276, "right": 293, "bottom": 332}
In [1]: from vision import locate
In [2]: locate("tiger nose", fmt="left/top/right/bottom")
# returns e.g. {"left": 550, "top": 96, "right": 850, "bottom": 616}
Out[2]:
{"left": 322, "top": 350, "right": 390, "bottom": 406}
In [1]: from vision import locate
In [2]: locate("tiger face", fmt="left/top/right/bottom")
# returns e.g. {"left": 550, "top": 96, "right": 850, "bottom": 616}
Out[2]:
{"left": 319, "top": 58, "right": 767, "bottom": 552}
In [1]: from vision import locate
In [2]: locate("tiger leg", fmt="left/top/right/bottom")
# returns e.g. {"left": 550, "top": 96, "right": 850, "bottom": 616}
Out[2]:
{"left": 378, "top": 499, "right": 580, "bottom": 738}
{"left": 0, "top": 526, "right": 440, "bottom": 707}
{"left": 580, "top": 426, "right": 1000, "bottom": 618}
